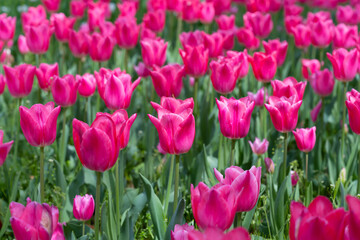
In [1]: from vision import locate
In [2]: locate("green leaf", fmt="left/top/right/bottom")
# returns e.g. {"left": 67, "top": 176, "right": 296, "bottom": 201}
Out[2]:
{"left": 274, "top": 175, "right": 290, "bottom": 230}
{"left": 165, "top": 198, "right": 185, "bottom": 240}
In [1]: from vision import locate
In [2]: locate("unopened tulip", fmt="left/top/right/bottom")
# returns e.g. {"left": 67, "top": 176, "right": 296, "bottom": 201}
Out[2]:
{"left": 333, "top": 24, "right": 358, "bottom": 49}
{"left": 263, "top": 39, "right": 288, "bottom": 66}
{"left": 248, "top": 52, "right": 277, "bottom": 82}
{"left": 24, "top": 21, "right": 51, "bottom": 54}
{"left": 198, "top": 2, "right": 215, "bottom": 24}
{"left": 210, "top": 57, "right": 240, "bottom": 94}
{"left": 51, "top": 74, "right": 79, "bottom": 107}
{"left": 346, "top": 195, "right": 360, "bottom": 240}
{"left": 52, "top": 13, "right": 76, "bottom": 42}
{"left": 0, "top": 74, "right": 5, "bottom": 95}
{"left": 0, "top": 130, "right": 13, "bottom": 167}
{"left": 73, "top": 194, "right": 95, "bottom": 221}
{"left": 290, "top": 170, "right": 299, "bottom": 186}
{"left": 301, "top": 59, "right": 321, "bottom": 80}
{"left": 309, "top": 20, "right": 334, "bottom": 48}
{"left": 0, "top": 14, "right": 16, "bottom": 42}
{"left": 70, "top": 0, "right": 87, "bottom": 18}
{"left": 236, "top": 27, "right": 260, "bottom": 51}
{"left": 309, "top": 69, "right": 334, "bottom": 97}
{"left": 3, "top": 64, "right": 36, "bottom": 98}
{"left": 115, "top": 16, "right": 140, "bottom": 49}
{"left": 214, "top": 166, "right": 261, "bottom": 212}
{"left": 89, "top": 33, "right": 115, "bottom": 62}
{"left": 180, "top": 44, "right": 209, "bottom": 78}
{"left": 216, "top": 15, "right": 235, "bottom": 31}
{"left": 292, "top": 127, "right": 316, "bottom": 153}
{"left": 21, "top": 5, "right": 47, "bottom": 28}
{"left": 69, "top": 30, "right": 90, "bottom": 58}
{"left": 290, "top": 24, "right": 311, "bottom": 49}
{"left": 187, "top": 227, "right": 251, "bottom": 240}
{"left": 150, "top": 64, "right": 184, "bottom": 98}
{"left": 226, "top": 50, "right": 249, "bottom": 79}
{"left": 248, "top": 87, "right": 267, "bottom": 107}
{"left": 249, "top": 138, "right": 269, "bottom": 155}
{"left": 265, "top": 96, "right": 302, "bottom": 132}
{"left": 191, "top": 182, "right": 236, "bottom": 231}
{"left": 311, "top": 100, "right": 322, "bottom": 122}
{"left": 179, "top": 31, "right": 203, "bottom": 48}
{"left": 143, "top": 10, "right": 165, "bottom": 33}
{"left": 17, "top": 35, "right": 29, "bottom": 54}
{"left": 36, "top": 63, "right": 59, "bottom": 91}
{"left": 243, "top": 12, "right": 273, "bottom": 39}
{"left": 327, "top": 48, "right": 358, "bottom": 82}
{"left": 216, "top": 96, "right": 255, "bottom": 139}
{"left": 19, "top": 102, "right": 61, "bottom": 147}
{"left": 346, "top": 89, "right": 360, "bottom": 134}
{"left": 264, "top": 157, "right": 274, "bottom": 173}
{"left": 76, "top": 73, "right": 96, "bottom": 97}
{"left": 171, "top": 224, "right": 194, "bottom": 240}
{"left": 271, "top": 77, "right": 307, "bottom": 101}
{"left": 201, "top": 32, "right": 224, "bottom": 58}
{"left": 42, "top": 0, "right": 61, "bottom": 12}
{"left": 141, "top": 38, "right": 168, "bottom": 68}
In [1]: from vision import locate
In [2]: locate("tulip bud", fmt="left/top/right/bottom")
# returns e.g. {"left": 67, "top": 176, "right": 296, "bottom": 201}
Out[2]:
{"left": 263, "top": 39, "right": 288, "bottom": 66}
{"left": 187, "top": 227, "right": 251, "bottom": 240}
{"left": 51, "top": 74, "right": 79, "bottom": 107}
{"left": 141, "top": 38, "right": 168, "bottom": 68}
{"left": 143, "top": 9, "right": 165, "bottom": 33}
{"left": 21, "top": 5, "right": 47, "bottom": 28}
{"left": 42, "top": 0, "right": 61, "bottom": 12}
{"left": 70, "top": 0, "right": 87, "bottom": 18}
{"left": 249, "top": 138, "right": 269, "bottom": 156}
{"left": 236, "top": 27, "right": 260, "bottom": 51}
{"left": 36, "top": 63, "right": 59, "bottom": 91}
{"left": 291, "top": 170, "right": 299, "bottom": 186}
{"left": 339, "top": 168, "right": 346, "bottom": 184}
{"left": 210, "top": 57, "right": 240, "bottom": 94}
{"left": 248, "top": 52, "right": 277, "bottom": 82}
{"left": 17, "top": 35, "right": 30, "bottom": 54}
{"left": 89, "top": 33, "right": 115, "bottom": 62}
{"left": 3, "top": 64, "right": 36, "bottom": 98}
{"left": 333, "top": 24, "right": 358, "bottom": 49}
{"left": 290, "top": 24, "right": 311, "bottom": 49}
{"left": 247, "top": 87, "right": 267, "bottom": 107}
{"left": 76, "top": 73, "right": 96, "bottom": 97}
{"left": 24, "top": 21, "right": 51, "bottom": 54}
{"left": 52, "top": 13, "right": 76, "bottom": 42}
{"left": 150, "top": 64, "right": 184, "bottom": 98}
{"left": 198, "top": 2, "right": 215, "bottom": 25}
{"left": 264, "top": 158, "right": 274, "bottom": 174}
{"left": 292, "top": 127, "right": 316, "bottom": 153}
{"left": 179, "top": 45, "right": 209, "bottom": 78}
{"left": 271, "top": 77, "right": 307, "bottom": 101}
{"left": 0, "top": 130, "right": 13, "bottom": 167}
{"left": 69, "top": 30, "right": 91, "bottom": 58}
{"left": 327, "top": 48, "right": 358, "bottom": 82}
{"left": 115, "top": 16, "right": 140, "bottom": 49}
{"left": 216, "top": 15, "right": 235, "bottom": 31}
{"left": 0, "top": 14, "right": 16, "bottom": 42}
{"left": 73, "top": 194, "right": 95, "bottom": 221}
{"left": 181, "top": 0, "right": 200, "bottom": 23}
{"left": 243, "top": 12, "right": 273, "bottom": 39}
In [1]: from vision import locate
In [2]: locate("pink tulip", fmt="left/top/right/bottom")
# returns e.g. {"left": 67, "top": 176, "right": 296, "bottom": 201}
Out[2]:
{"left": 87, "top": 2, "right": 106, "bottom": 31}
{"left": 248, "top": 52, "right": 277, "bottom": 82}
{"left": 243, "top": 12, "right": 273, "bottom": 39}
{"left": 216, "top": 96, "right": 255, "bottom": 139}
{"left": 306, "top": 11, "right": 331, "bottom": 24}
{"left": 73, "top": 114, "right": 120, "bottom": 172}
{"left": 236, "top": 27, "right": 260, "bottom": 51}
{"left": 214, "top": 166, "right": 261, "bottom": 212}
{"left": 0, "top": 130, "right": 13, "bottom": 167}
{"left": 245, "top": 0, "right": 270, "bottom": 13}
{"left": 70, "top": 0, "right": 87, "bottom": 18}
{"left": 191, "top": 182, "right": 236, "bottom": 231}
{"left": 143, "top": 10, "right": 165, "bottom": 33}
{"left": 198, "top": 2, "right": 215, "bottom": 24}
{"left": 285, "top": 4, "right": 303, "bottom": 16}
{"left": 333, "top": 24, "right": 358, "bottom": 49}
{"left": 263, "top": 39, "right": 288, "bottom": 66}
{"left": 0, "top": 14, "right": 16, "bottom": 42}
{"left": 271, "top": 77, "right": 307, "bottom": 101}
{"left": 76, "top": 73, "right": 96, "bottom": 97}
{"left": 181, "top": 0, "right": 200, "bottom": 23}
{"left": 346, "top": 89, "right": 360, "bottom": 135}
{"left": 51, "top": 74, "right": 79, "bottom": 107}
{"left": 336, "top": 5, "right": 359, "bottom": 25}
{"left": 309, "top": 69, "right": 334, "bottom": 97}
{"left": 52, "top": 13, "right": 76, "bottom": 42}
{"left": 17, "top": 35, "right": 30, "bottom": 54}
{"left": 311, "top": 100, "right": 322, "bottom": 122}
{"left": 179, "top": 44, "right": 209, "bottom": 78}
{"left": 140, "top": 24, "right": 157, "bottom": 40}
{"left": 187, "top": 227, "right": 251, "bottom": 240}
{"left": 10, "top": 198, "right": 63, "bottom": 240}
{"left": 96, "top": 109, "right": 137, "bottom": 150}
{"left": 264, "top": 157, "right": 274, "bottom": 173}
{"left": 284, "top": 15, "right": 303, "bottom": 35}
{"left": 249, "top": 138, "right": 269, "bottom": 155}
{"left": 117, "top": 1, "right": 138, "bottom": 17}
{"left": 216, "top": 15, "right": 235, "bottom": 31}
{"left": 115, "top": 16, "right": 140, "bottom": 49}
{"left": 3, "top": 64, "right": 36, "bottom": 98}
{"left": 226, "top": 50, "right": 249, "bottom": 79}
{"left": 292, "top": 127, "right": 316, "bottom": 153}
{"left": 346, "top": 195, "right": 360, "bottom": 240}
{"left": 134, "top": 62, "right": 151, "bottom": 78}
{"left": 207, "top": 0, "right": 231, "bottom": 16}
{"left": 21, "top": 5, "right": 47, "bottom": 28}
{"left": 149, "top": 98, "right": 195, "bottom": 155}
{"left": 24, "top": 21, "right": 51, "bottom": 54}
{"left": 265, "top": 96, "right": 302, "bottom": 133}
{"left": 327, "top": 48, "right": 358, "bottom": 82}
{"left": 210, "top": 57, "right": 240, "bottom": 94}
{"left": 166, "top": 0, "right": 182, "bottom": 12}
{"left": 141, "top": 38, "right": 168, "bottom": 68}
{"left": 150, "top": 64, "right": 184, "bottom": 98}
{"left": 42, "top": 0, "right": 61, "bottom": 12}
{"left": 309, "top": 20, "right": 334, "bottom": 48}
{"left": 302, "top": 59, "right": 321, "bottom": 80}
{"left": 147, "top": 0, "right": 167, "bottom": 11}
{"left": 218, "top": 30, "right": 234, "bottom": 52}
{"left": 69, "top": 30, "right": 90, "bottom": 58}
{"left": 171, "top": 224, "right": 194, "bottom": 240}
{"left": 290, "top": 170, "right": 299, "bottom": 186}
{"left": 73, "top": 194, "right": 95, "bottom": 221}
{"left": 179, "top": 31, "right": 203, "bottom": 48}
{"left": 0, "top": 74, "right": 5, "bottom": 95}
{"left": 247, "top": 87, "right": 268, "bottom": 107}
{"left": 89, "top": 33, "right": 115, "bottom": 62}
{"left": 99, "top": 21, "right": 117, "bottom": 43}
{"left": 201, "top": 32, "right": 224, "bottom": 58}
{"left": 19, "top": 102, "right": 61, "bottom": 147}
{"left": 36, "top": 63, "right": 59, "bottom": 91}
{"left": 289, "top": 196, "right": 347, "bottom": 240}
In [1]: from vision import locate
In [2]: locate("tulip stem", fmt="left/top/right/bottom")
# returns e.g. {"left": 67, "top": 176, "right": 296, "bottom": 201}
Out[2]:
{"left": 257, "top": 155, "right": 262, "bottom": 168}
{"left": 341, "top": 82, "right": 347, "bottom": 164}
{"left": 230, "top": 139, "right": 236, "bottom": 166}
{"left": 60, "top": 108, "right": 67, "bottom": 170}
{"left": 173, "top": 155, "right": 180, "bottom": 212}
{"left": 305, "top": 153, "right": 308, "bottom": 180}
{"left": 95, "top": 171, "right": 101, "bottom": 240}
{"left": 236, "top": 212, "right": 242, "bottom": 227}
{"left": 13, "top": 98, "right": 21, "bottom": 163}
{"left": 82, "top": 222, "right": 85, "bottom": 236}
{"left": 218, "top": 135, "right": 224, "bottom": 171}
{"left": 123, "top": 49, "right": 128, "bottom": 73}
{"left": 164, "top": 154, "right": 174, "bottom": 215}
{"left": 115, "top": 158, "right": 121, "bottom": 230}
{"left": 40, "top": 147, "right": 45, "bottom": 203}
{"left": 263, "top": 84, "right": 267, "bottom": 140}
{"left": 193, "top": 78, "right": 199, "bottom": 116}
{"left": 281, "top": 132, "right": 288, "bottom": 184}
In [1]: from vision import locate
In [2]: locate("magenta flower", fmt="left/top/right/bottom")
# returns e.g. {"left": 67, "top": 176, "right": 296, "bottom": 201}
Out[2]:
{"left": 292, "top": 127, "right": 316, "bottom": 153}
{"left": 248, "top": 138, "right": 269, "bottom": 155}
{"left": 73, "top": 194, "right": 95, "bottom": 221}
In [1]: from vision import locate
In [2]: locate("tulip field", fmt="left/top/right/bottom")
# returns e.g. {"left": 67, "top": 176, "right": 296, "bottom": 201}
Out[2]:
{"left": 2, "top": 0, "right": 360, "bottom": 239}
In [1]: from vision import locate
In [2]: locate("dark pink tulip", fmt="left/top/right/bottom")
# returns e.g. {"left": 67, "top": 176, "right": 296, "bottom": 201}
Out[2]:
{"left": 226, "top": 50, "right": 249, "bottom": 79}
{"left": 10, "top": 198, "right": 63, "bottom": 240}
{"left": 181, "top": 0, "right": 200, "bottom": 23}
{"left": 18, "top": 35, "right": 30, "bottom": 54}
{"left": 248, "top": 52, "right": 277, "bottom": 82}
{"left": 89, "top": 33, "right": 115, "bottom": 62}
{"left": 201, "top": 32, "right": 224, "bottom": 58}
{"left": 3, "top": 64, "right": 36, "bottom": 98}
{"left": 336, "top": 5, "right": 359, "bottom": 25}
{"left": 290, "top": 24, "right": 311, "bottom": 49}
{"left": 311, "top": 100, "right": 322, "bottom": 122}
{"left": 263, "top": 39, "right": 288, "bottom": 66}
{"left": 115, "top": 16, "right": 140, "bottom": 49}
{"left": 70, "top": 0, "right": 87, "bottom": 18}
{"left": 19, "top": 102, "right": 61, "bottom": 147}
{"left": 0, "top": 130, "right": 13, "bottom": 167}
{"left": 293, "top": 127, "right": 316, "bottom": 153}
{"left": 179, "top": 31, "right": 203, "bottom": 48}
{"left": 306, "top": 11, "right": 331, "bottom": 24}
{"left": 265, "top": 96, "right": 302, "bottom": 133}
{"left": 309, "top": 69, "right": 334, "bottom": 97}
{"left": 289, "top": 196, "right": 347, "bottom": 240}
{"left": 271, "top": 77, "right": 307, "bottom": 101}
{"left": 0, "top": 74, "right": 5, "bottom": 95}
{"left": 245, "top": 0, "right": 270, "bottom": 13}
{"left": 21, "top": 5, "right": 47, "bottom": 28}
{"left": 69, "top": 30, "right": 90, "bottom": 58}
{"left": 206, "top": 0, "right": 231, "bottom": 16}
{"left": 249, "top": 138, "right": 269, "bottom": 155}
{"left": 42, "top": 0, "right": 61, "bottom": 12}
{"left": 36, "top": 63, "right": 59, "bottom": 91}
{"left": 149, "top": 98, "right": 195, "bottom": 155}
{"left": 309, "top": 20, "right": 334, "bottom": 48}
{"left": 179, "top": 45, "right": 209, "bottom": 78}
{"left": 134, "top": 62, "right": 151, "bottom": 78}
{"left": 141, "top": 38, "right": 168, "bottom": 68}
{"left": 99, "top": 21, "right": 116, "bottom": 42}
{"left": 346, "top": 89, "right": 360, "bottom": 135}
{"left": 284, "top": 15, "right": 303, "bottom": 35}
{"left": 151, "top": 97, "right": 194, "bottom": 115}
{"left": 327, "top": 48, "right": 358, "bottom": 82}
{"left": 191, "top": 182, "right": 236, "bottom": 231}
{"left": 117, "top": 1, "right": 138, "bottom": 17}
{"left": 236, "top": 27, "right": 260, "bottom": 51}
{"left": 87, "top": 3, "right": 106, "bottom": 31}
{"left": 285, "top": 4, "right": 303, "bottom": 17}
{"left": 333, "top": 24, "right": 358, "bottom": 49}
{"left": 264, "top": 157, "right": 274, "bottom": 173}
{"left": 291, "top": 170, "right": 299, "bottom": 186}
{"left": 147, "top": 0, "right": 167, "bottom": 11}
{"left": 24, "top": 21, "right": 51, "bottom": 54}
{"left": 187, "top": 227, "right": 251, "bottom": 240}
{"left": 143, "top": 10, "right": 166, "bottom": 33}
{"left": 76, "top": 73, "right": 96, "bottom": 97}
{"left": 214, "top": 166, "right": 261, "bottom": 212}
{"left": 210, "top": 57, "right": 240, "bottom": 94}
{"left": 0, "top": 14, "right": 16, "bottom": 42}
{"left": 73, "top": 115, "right": 120, "bottom": 172}
{"left": 346, "top": 195, "right": 360, "bottom": 240}
{"left": 247, "top": 87, "right": 268, "bottom": 107}
{"left": 216, "top": 15, "right": 235, "bottom": 31}
{"left": 216, "top": 96, "right": 255, "bottom": 139}
{"left": 150, "top": 64, "right": 184, "bottom": 98}
{"left": 51, "top": 74, "right": 79, "bottom": 107}
{"left": 171, "top": 224, "right": 194, "bottom": 240}
{"left": 140, "top": 24, "right": 157, "bottom": 40}
{"left": 198, "top": 2, "right": 215, "bottom": 24}
{"left": 302, "top": 59, "right": 321, "bottom": 80}
{"left": 166, "top": 0, "right": 182, "bottom": 12}
{"left": 73, "top": 194, "right": 95, "bottom": 221}
{"left": 220, "top": 30, "right": 233, "bottom": 52}
{"left": 52, "top": 13, "right": 76, "bottom": 42}
{"left": 243, "top": 12, "right": 273, "bottom": 39}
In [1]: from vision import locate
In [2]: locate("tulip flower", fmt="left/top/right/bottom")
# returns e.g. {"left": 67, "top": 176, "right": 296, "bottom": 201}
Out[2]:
{"left": 289, "top": 196, "right": 347, "bottom": 240}
{"left": 201, "top": 32, "right": 224, "bottom": 58}
{"left": 36, "top": 63, "right": 59, "bottom": 91}
{"left": 73, "top": 194, "right": 95, "bottom": 221}
{"left": 10, "top": 198, "right": 64, "bottom": 240}
{"left": 271, "top": 77, "right": 307, "bottom": 101}
{"left": 248, "top": 87, "right": 268, "bottom": 107}
{"left": 141, "top": 38, "right": 168, "bottom": 68}
{"left": 140, "top": 24, "right": 157, "bottom": 40}
{"left": 209, "top": 0, "right": 232, "bottom": 16}
{"left": 52, "top": 13, "right": 76, "bottom": 42}
{"left": 226, "top": 50, "right": 249, "bottom": 79}
{"left": 89, "top": 33, "right": 115, "bottom": 62}
{"left": 264, "top": 157, "right": 274, "bottom": 173}
{"left": 216, "top": 15, "right": 235, "bottom": 31}
{"left": 147, "top": 0, "right": 166, "bottom": 11}
{"left": 236, "top": 27, "right": 260, "bottom": 51}
{"left": 346, "top": 195, "right": 360, "bottom": 240}
{"left": 21, "top": 5, "right": 47, "bottom": 28}
{"left": 42, "top": 0, "right": 60, "bottom": 12}
{"left": 302, "top": 59, "right": 321, "bottom": 80}
{"left": 327, "top": 48, "right": 358, "bottom": 82}
{"left": 249, "top": 138, "right": 269, "bottom": 156}
{"left": 284, "top": 15, "right": 302, "bottom": 35}
{"left": 187, "top": 227, "right": 251, "bottom": 240}
{"left": 290, "top": 170, "right": 299, "bottom": 186}
{"left": 171, "top": 224, "right": 194, "bottom": 240}
{"left": 134, "top": 62, "right": 151, "bottom": 78}
{"left": 0, "top": 74, "right": 6, "bottom": 95}
{"left": 17, "top": 35, "right": 29, "bottom": 54}
{"left": 336, "top": 5, "right": 359, "bottom": 25}
{"left": 293, "top": 127, "right": 316, "bottom": 153}
{"left": 51, "top": 74, "right": 79, "bottom": 107}
{"left": 0, "top": 130, "right": 13, "bottom": 167}
{"left": 285, "top": 4, "right": 303, "bottom": 16}
{"left": 210, "top": 57, "right": 240, "bottom": 94}
{"left": 115, "top": 16, "right": 140, "bottom": 49}
{"left": 179, "top": 31, "right": 203, "bottom": 48}
{"left": 76, "top": 73, "right": 96, "bottom": 97}
{"left": 3, "top": 64, "right": 36, "bottom": 98}
{"left": 69, "top": 30, "right": 90, "bottom": 58}
{"left": 191, "top": 182, "right": 236, "bottom": 231}
{"left": 151, "top": 97, "right": 194, "bottom": 115}
{"left": 309, "top": 69, "right": 334, "bottom": 97}
{"left": 0, "top": 14, "right": 16, "bottom": 42}
{"left": 248, "top": 52, "right": 277, "bottom": 82}
{"left": 263, "top": 39, "right": 288, "bottom": 66}
{"left": 98, "top": 22, "right": 116, "bottom": 43}
{"left": 333, "top": 24, "right": 358, "bottom": 49}
{"left": 243, "top": 12, "right": 273, "bottom": 39}
{"left": 24, "top": 21, "right": 51, "bottom": 54}
{"left": 216, "top": 96, "right": 255, "bottom": 139}
{"left": 87, "top": 3, "right": 106, "bottom": 31}
{"left": 143, "top": 9, "right": 165, "bottom": 33}
{"left": 309, "top": 20, "right": 334, "bottom": 48}
{"left": 179, "top": 44, "right": 209, "bottom": 78}
{"left": 311, "top": 100, "right": 322, "bottom": 122}
{"left": 346, "top": 89, "right": 360, "bottom": 135}
{"left": 118, "top": 1, "right": 138, "bottom": 17}
{"left": 150, "top": 64, "right": 184, "bottom": 98}
{"left": 181, "top": 0, "right": 200, "bottom": 23}
{"left": 214, "top": 166, "right": 261, "bottom": 212}
{"left": 70, "top": 0, "right": 87, "bottom": 18}
{"left": 198, "top": 2, "right": 215, "bottom": 24}
{"left": 290, "top": 24, "right": 311, "bottom": 49}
